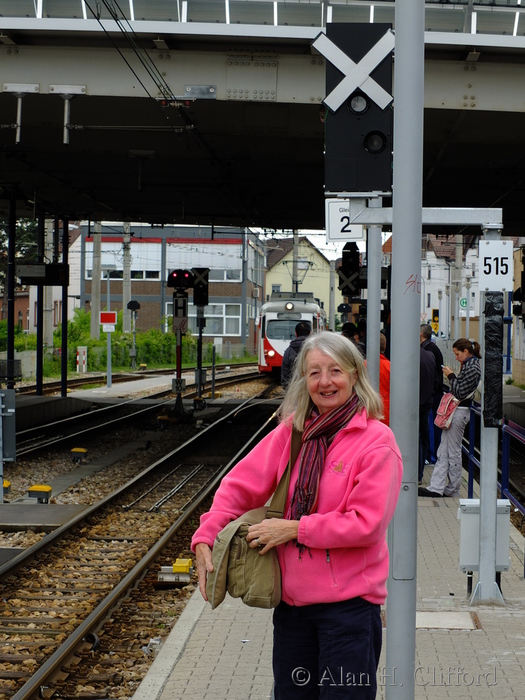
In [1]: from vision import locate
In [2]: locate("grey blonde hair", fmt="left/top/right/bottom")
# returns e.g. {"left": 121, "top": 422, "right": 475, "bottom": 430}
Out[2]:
{"left": 278, "top": 331, "right": 384, "bottom": 430}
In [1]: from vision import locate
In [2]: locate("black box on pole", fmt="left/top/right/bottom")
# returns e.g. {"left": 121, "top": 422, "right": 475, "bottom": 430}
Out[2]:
{"left": 324, "top": 23, "right": 393, "bottom": 194}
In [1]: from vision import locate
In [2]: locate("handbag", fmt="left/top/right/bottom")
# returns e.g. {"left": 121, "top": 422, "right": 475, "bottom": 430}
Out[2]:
{"left": 434, "top": 392, "right": 460, "bottom": 430}
{"left": 206, "top": 428, "right": 302, "bottom": 610}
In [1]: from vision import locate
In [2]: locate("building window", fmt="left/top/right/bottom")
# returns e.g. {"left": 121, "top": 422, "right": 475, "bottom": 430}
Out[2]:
{"left": 208, "top": 269, "right": 242, "bottom": 282}
{"left": 272, "top": 284, "right": 281, "bottom": 294}
{"left": 166, "top": 302, "right": 241, "bottom": 337}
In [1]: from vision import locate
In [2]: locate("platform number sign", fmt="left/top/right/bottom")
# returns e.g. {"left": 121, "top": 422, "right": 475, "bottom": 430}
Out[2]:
{"left": 325, "top": 198, "right": 365, "bottom": 241}
{"left": 479, "top": 240, "right": 513, "bottom": 292}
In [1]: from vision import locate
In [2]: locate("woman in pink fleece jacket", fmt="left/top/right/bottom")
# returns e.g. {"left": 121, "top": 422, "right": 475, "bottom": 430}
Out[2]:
{"left": 193, "top": 332, "right": 403, "bottom": 699}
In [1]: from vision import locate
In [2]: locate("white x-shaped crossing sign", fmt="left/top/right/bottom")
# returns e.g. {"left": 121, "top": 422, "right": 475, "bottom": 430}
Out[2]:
{"left": 312, "top": 29, "right": 395, "bottom": 113}
{"left": 192, "top": 267, "right": 209, "bottom": 287}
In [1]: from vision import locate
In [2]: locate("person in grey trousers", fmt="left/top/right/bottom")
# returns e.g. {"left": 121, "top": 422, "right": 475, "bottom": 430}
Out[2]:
{"left": 419, "top": 338, "right": 481, "bottom": 498}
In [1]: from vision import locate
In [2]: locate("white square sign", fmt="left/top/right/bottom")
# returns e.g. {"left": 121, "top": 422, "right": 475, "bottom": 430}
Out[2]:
{"left": 478, "top": 240, "right": 513, "bottom": 292}
{"left": 325, "top": 198, "right": 365, "bottom": 241}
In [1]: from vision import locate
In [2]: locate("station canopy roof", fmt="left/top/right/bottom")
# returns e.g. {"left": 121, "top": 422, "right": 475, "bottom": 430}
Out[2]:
{"left": 1, "top": 5, "right": 525, "bottom": 237}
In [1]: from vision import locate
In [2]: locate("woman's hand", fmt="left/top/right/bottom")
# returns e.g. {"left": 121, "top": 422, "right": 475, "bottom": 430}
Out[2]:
{"left": 247, "top": 518, "right": 300, "bottom": 554}
{"left": 195, "top": 543, "right": 213, "bottom": 601}
{"left": 442, "top": 365, "right": 452, "bottom": 378}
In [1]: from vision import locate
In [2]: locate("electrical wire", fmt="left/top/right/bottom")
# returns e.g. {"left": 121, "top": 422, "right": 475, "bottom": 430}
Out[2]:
{"left": 82, "top": 0, "right": 266, "bottom": 231}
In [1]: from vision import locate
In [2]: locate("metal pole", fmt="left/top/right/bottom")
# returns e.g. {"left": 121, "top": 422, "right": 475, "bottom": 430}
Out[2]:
{"left": 122, "top": 222, "right": 131, "bottom": 333}
{"left": 386, "top": 1, "right": 425, "bottom": 698}
{"left": 61, "top": 218, "right": 69, "bottom": 398}
{"left": 465, "top": 277, "right": 471, "bottom": 340}
{"left": 293, "top": 230, "right": 299, "bottom": 293}
{"left": 36, "top": 213, "right": 45, "bottom": 395}
{"left": 471, "top": 230, "right": 505, "bottom": 603}
{"left": 6, "top": 194, "right": 16, "bottom": 391}
{"left": 329, "top": 260, "right": 336, "bottom": 331}
{"left": 106, "top": 272, "right": 112, "bottom": 389}
{"left": 211, "top": 346, "right": 216, "bottom": 399}
{"left": 454, "top": 280, "right": 460, "bottom": 341}
{"left": 131, "top": 311, "right": 137, "bottom": 370}
{"left": 454, "top": 234, "right": 462, "bottom": 340}
{"left": 366, "top": 198, "right": 382, "bottom": 392}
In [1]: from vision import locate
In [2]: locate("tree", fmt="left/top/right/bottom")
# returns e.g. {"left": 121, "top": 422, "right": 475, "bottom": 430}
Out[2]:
{"left": 0, "top": 217, "right": 38, "bottom": 284}
{"left": 0, "top": 217, "right": 38, "bottom": 317}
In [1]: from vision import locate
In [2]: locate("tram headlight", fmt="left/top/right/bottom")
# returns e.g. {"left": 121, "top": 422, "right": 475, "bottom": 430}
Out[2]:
{"left": 267, "top": 350, "right": 276, "bottom": 357}
{"left": 285, "top": 302, "right": 294, "bottom": 310}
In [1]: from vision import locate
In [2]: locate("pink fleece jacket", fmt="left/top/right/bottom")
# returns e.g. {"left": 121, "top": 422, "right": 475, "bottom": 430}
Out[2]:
{"left": 191, "top": 410, "right": 403, "bottom": 606}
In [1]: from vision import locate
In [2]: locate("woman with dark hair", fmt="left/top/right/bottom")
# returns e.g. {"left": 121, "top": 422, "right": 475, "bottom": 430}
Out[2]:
{"left": 192, "top": 332, "right": 403, "bottom": 699}
{"left": 419, "top": 338, "right": 481, "bottom": 498}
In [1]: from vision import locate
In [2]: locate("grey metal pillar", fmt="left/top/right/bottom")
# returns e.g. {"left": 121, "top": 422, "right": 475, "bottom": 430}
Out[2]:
{"left": 471, "top": 228, "right": 505, "bottom": 604}
{"left": 454, "top": 234, "right": 462, "bottom": 340}
{"left": 366, "top": 198, "right": 382, "bottom": 392}
{"left": 386, "top": 1, "right": 425, "bottom": 698}
{"left": 160, "top": 234, "right": 167, "bottom": 331}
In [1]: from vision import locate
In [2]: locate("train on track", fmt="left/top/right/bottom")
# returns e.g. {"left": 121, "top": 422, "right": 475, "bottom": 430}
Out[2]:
{"left": 256, "top": 292, "right": 327, "bottom": 377}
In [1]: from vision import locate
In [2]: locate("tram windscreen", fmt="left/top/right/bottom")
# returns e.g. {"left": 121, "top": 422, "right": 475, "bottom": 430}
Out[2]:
{"left": 266, "top": 318, "right": 301, "bottom": 341}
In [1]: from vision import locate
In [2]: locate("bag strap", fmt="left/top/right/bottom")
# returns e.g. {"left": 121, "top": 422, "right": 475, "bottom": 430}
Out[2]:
{"left": 265, "top": 427, "right": 302, "bottom": 519}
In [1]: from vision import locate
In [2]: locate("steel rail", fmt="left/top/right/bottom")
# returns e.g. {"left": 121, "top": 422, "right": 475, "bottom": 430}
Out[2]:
{"left": 9, "top": 407, "right": 278, "bottom": 700}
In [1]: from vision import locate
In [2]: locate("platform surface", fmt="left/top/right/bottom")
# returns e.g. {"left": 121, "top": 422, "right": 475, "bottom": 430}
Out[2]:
{"left": 132, "top": 472, "right": 525, "bottom": 700}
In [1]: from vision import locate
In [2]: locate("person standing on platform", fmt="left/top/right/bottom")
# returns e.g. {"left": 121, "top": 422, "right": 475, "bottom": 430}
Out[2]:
{"left": 192, "top": 332, "right": 403, "bottom": 700}
{"left": 341, "top": 322, "right": 366, "bottom": 358}
{"left": 281, "top": 321, "right": 311, "bottom": 388}
{"left": 418, "top": 345, "right": 436, "bottom": 484}
{"left": 420, "top": 324, "right": 445, "bottom": 463}
{"left": 378, "top": 332, "right": 390, "bottom": 426}
{"left": 419, "top": 338, "right": 481, "bottom": 498}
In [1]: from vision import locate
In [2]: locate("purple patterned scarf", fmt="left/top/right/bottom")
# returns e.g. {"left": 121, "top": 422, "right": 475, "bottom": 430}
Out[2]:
{"left": 288, "top": 393, "right": 360, "bottom": 525}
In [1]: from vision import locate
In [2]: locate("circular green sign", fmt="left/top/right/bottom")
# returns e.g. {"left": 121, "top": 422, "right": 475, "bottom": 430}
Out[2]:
{"left": 460, "top": 298, "right": 468, "bottom": 308}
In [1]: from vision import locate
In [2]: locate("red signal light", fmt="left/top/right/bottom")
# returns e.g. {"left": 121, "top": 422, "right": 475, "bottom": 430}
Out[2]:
{"left": 167, "top": 269, "right": 194, "bottom": 289}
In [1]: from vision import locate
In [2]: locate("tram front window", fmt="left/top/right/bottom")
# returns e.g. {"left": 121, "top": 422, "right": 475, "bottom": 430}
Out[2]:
{"left": 266, "top": 319, "right": 299, "bottom": 341}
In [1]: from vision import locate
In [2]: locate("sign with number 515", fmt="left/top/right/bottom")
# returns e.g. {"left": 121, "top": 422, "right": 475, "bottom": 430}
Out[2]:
{"left": 479, "top": 240, "right": 513, "bottom": 292}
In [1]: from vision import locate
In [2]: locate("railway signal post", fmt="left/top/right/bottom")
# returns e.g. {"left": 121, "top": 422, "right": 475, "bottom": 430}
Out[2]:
{"left": 192, "top": 268, "right": 209, "bottom": 411}
{"left": 168, "top": 269, "right": 194, "bottom": 417}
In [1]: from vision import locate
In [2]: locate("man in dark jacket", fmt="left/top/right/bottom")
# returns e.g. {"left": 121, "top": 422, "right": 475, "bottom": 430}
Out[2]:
{"left": 419, "top": 345, "right": 436, "bottom": 484}
{"left": 420, "top": 323, "right": 445, "bottom": 463}
{"left": 281, "top": 321, "right": 311, "bottom": 388}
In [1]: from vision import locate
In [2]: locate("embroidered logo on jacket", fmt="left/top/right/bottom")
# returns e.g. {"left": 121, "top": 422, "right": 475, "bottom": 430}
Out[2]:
{"left": 330, "top": 460, "right": 349, "bottom": 476}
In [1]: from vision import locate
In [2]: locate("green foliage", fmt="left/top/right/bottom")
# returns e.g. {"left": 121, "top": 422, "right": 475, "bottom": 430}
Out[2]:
{"left": 0, "top": 320, "right": 34, "bottom": 352}
{"left": 5, "top": 309, "right": 256, "bottom": 376}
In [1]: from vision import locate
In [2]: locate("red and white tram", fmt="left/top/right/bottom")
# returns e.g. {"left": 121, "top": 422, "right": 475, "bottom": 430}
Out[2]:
{"left": 256, "top": 292, "right": 327, "bottom": 376}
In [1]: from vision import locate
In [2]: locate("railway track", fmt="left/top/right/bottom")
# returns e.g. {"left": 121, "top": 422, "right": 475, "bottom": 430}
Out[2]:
{"left": 15, "top": 364, "right": 257, "bottom": 397}
{"left": 15, "top": 370, "right": 267, "bottom": 458}
{"left": 0, "top": 396, "right": 278, "bottom": 700}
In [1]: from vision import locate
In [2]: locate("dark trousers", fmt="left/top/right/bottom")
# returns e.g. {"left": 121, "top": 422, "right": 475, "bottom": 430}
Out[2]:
{"left": 419, "top": 403, "right": 432, "bottom": 482}
{"left": 273, "top": 598, "right": 382, "bottom": 699}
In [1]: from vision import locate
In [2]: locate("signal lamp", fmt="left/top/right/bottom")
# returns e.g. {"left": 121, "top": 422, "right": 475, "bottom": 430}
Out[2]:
{"left": 349, "top": 94, "right": 368, "bottom": 115}
{"left": 167, "top": 269, "right": 194, "bottom": 289}
{"left": 364, "top": 131, "right": 388, "bottom": 154}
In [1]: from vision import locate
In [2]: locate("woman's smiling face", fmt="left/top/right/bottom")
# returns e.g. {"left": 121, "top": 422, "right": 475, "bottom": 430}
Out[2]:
{"left": 305, "top": 348, "right": 357, "bottom": 415}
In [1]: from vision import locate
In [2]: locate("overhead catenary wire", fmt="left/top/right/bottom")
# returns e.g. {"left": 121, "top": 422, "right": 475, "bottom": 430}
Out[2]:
{"left": 83, "top": 0, "right": 265, "bottom": 231}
